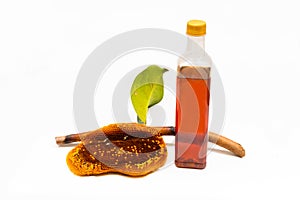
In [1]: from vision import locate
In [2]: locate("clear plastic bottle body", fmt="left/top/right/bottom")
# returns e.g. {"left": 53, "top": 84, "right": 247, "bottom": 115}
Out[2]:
{"left": 175, "top": 34, "right": 211, "bottom": 169}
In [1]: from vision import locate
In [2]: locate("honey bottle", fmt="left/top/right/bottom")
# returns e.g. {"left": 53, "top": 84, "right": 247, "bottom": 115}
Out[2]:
{"left": 175, "top": 20, "right": 211, "bottom": 169}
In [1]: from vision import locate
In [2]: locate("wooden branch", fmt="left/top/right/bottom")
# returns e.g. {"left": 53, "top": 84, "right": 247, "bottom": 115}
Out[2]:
{"left": 55, "top": 124, "right": 245, "bottom": 158}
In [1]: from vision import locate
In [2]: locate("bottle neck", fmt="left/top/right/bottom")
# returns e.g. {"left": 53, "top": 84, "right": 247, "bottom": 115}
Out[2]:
{"left": 186, "top": 35, "right": 205, "bottom": 53}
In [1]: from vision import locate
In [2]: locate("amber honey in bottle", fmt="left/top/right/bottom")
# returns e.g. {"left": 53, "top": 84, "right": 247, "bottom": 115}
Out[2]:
{"left": 175, "top": 20, "right": 211, "bottom": 169}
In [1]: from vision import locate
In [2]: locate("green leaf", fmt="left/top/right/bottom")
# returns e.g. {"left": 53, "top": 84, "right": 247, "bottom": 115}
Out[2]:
{"left": 130, "top": 65, "right": 168, "bottom": 124}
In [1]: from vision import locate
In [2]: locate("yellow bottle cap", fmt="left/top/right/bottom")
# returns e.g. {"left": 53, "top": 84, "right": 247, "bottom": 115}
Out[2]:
{"left": 186, "top": 20, "right": 206, "bottom": 36}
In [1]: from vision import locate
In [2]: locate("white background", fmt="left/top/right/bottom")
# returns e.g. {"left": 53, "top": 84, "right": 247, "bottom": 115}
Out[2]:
{"left": 1, "top": 0, "right": 300, "bottom": 199}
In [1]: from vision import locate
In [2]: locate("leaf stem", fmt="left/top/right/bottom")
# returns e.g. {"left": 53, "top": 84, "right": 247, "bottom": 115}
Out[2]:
{"left": 137, "top": 116, "right": 145, "bottom": 124}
